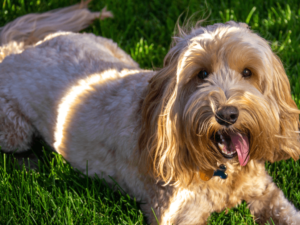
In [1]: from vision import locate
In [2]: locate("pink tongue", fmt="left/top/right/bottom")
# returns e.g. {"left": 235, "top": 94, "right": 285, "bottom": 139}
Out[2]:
{"left": 229, "top": 133, "right": 249, "bottom": 166}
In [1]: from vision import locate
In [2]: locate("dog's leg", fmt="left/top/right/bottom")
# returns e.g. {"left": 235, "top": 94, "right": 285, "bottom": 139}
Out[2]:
{"left": 247, "top": 178, "right": 300, "bottom": 225}
{"left": 142, "top": 186, "right": 213, "bottom": 225}
{"left": 0, "top": 98, "right": 35, "bottom": 153}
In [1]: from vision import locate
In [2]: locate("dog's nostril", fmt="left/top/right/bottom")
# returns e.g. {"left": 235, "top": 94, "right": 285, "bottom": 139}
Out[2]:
{"left": 230, "top": 114, "right": 237, "bottom": 120}
{"left": 215, "top": 106, "right": 239, "bottom": 127}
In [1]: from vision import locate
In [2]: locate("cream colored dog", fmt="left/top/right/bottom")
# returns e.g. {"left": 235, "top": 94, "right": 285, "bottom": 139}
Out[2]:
{"left": 0, "top": 2, "right": 300, "bottom": 224}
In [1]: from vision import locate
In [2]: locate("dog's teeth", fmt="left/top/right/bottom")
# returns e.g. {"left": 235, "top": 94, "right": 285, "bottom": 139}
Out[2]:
{"left": 218, "top": 143, "right": 224, "bottom": 150}
{"left": 217, "top": 140, "right": 237, "bottom": 156}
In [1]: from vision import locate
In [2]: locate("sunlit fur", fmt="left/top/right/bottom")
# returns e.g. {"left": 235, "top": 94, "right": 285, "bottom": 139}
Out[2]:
{"left": 139, "top": 21, "right": 300, "bottom": 186}
{"left": 0, "top": 4, "right": 300, "bottom": 224}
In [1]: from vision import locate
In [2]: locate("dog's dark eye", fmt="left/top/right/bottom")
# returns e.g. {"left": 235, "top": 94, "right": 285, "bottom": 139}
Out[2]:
{"left": 242, "top": 68, "right": 252, "bottom": 78}
{"left": 198, "top": 70, "right": 209, "bottom": 80}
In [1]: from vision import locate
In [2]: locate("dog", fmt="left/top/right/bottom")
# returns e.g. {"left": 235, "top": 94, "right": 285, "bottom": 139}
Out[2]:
{"left": 0, "top": 2, "right": 300, "bottom": 224}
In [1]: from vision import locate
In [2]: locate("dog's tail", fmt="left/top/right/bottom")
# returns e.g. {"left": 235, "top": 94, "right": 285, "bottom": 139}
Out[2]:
{"left": 0, "top": 0, "right": 113, "bottom": 62}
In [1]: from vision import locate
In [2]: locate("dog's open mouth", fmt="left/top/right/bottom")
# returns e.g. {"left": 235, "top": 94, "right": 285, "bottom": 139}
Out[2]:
{"left": 212, "top": 131, "right": 250, "bottom": 166}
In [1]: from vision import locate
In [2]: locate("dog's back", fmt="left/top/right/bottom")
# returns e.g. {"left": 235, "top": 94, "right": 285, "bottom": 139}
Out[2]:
{"left": 0, "top": 1, "right": 112, "bottom": 61}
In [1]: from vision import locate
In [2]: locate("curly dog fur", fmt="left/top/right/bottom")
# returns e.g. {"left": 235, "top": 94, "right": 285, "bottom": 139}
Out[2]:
{"left": 0, "top": 2, "right": 300, "bottom": 224}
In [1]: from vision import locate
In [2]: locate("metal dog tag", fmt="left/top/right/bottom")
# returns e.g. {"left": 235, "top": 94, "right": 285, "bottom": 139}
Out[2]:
{"left": 199, "top": 169, "right": 214, "bottom": 181}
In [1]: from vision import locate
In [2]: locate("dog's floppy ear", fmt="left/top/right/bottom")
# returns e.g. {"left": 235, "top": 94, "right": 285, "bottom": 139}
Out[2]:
{"left": 270, "top": 54, "right": 300, "bottom": 161}
{"left": 138, "top": 41, "right": 202, "bottom": 184}
{"left": 138, "top": 47, "right": 180, "bottom": 183}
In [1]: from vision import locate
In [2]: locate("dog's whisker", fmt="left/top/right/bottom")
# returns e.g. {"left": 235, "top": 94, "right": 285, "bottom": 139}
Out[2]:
{"left": 213, "top": 113, "right": 234, "bottom": 125}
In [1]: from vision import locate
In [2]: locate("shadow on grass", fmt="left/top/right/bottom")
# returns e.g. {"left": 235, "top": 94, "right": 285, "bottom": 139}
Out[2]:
{"left": 0, "top": 139, "right": 146, "bottom": 224}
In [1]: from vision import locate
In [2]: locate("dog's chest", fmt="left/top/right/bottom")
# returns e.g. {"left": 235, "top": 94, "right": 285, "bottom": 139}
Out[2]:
{"left": 196, "top": 161, "right": 267, "bottom": 210}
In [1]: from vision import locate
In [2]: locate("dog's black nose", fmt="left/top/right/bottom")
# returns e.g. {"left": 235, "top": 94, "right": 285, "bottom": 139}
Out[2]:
{"left": 215, "top": 106, "right": 239, "bottom": 127}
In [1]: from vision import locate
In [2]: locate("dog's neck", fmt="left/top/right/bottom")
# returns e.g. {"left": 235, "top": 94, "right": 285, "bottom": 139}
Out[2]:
{"left": 199, "top": 164, "right": 227, "bottom": 181}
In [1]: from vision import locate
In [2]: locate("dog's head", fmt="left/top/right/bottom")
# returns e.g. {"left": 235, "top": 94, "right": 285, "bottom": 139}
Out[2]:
{"left": 139, "top": 21, "right": 300, "bottom": 185}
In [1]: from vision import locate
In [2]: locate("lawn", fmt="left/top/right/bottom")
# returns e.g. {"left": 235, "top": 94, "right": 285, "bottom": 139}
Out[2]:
{"left": 0, "top": 0, "right": 300, "bottom": 224}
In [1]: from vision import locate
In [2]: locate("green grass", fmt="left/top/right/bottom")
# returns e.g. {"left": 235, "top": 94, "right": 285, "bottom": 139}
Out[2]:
{"left": 0, "top": 0, "right": 300, "bottom": 224}
{"left": 0, "top": 147, "right": 145, "bottom": 224}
